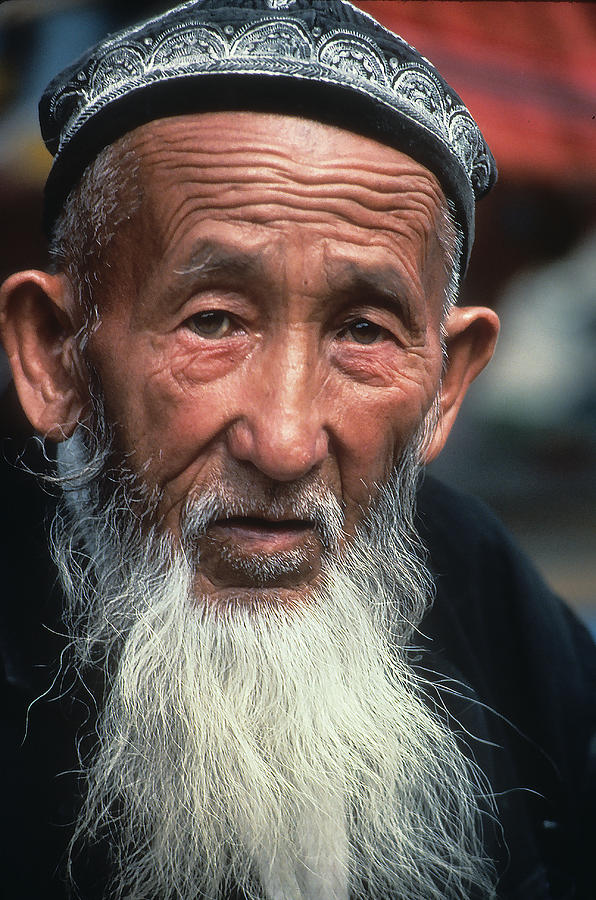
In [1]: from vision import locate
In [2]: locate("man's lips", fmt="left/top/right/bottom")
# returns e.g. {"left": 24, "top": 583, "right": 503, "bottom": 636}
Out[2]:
{"left": 189, "top": 513, "right": 326, "bottom": 592}
{"left": 207, "top": 516, "right": 315, "bottom": 553}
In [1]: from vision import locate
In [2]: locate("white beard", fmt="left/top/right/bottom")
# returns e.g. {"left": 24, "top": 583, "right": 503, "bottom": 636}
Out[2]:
{"left": 53, "top": 429, "right": 496, "bottom": 900}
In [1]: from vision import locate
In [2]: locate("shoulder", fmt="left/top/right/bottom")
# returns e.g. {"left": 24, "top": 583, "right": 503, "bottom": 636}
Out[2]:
{"left": 415, "top": 474, "right": 596, "bottom": 899}
{"left": 415, "top": 473, "right": 596, "bottom": 699}
{"left": 415, "top": 473, "right": 596, "bottom": 757}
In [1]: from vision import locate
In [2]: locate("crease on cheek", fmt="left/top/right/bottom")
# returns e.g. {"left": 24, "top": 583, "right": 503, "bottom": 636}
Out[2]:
{"left": 334, "top": 341, "right": 437, "bottom": 387}
{"left": 143, "top": 346, "right": 231, "bottom": 400}
{"left": 138, "top": 360, "right": 195, "bottom": 432}
{"left": 337, "top": 424, "right": 396, "bottom": 497}
{"left": 388, "top": 362, "right": 441, "bottom": 402}
{"left": 338, "top": 358, "right": 402, "bottom": 388}
{"left": 333, "top": 363, "right": 440, "bottom": 442}
{"left": 318, "top": 368, "right": 336, "bottom": 404}
{"left": 170, "top": 353, "right": 218, "bottom": 392}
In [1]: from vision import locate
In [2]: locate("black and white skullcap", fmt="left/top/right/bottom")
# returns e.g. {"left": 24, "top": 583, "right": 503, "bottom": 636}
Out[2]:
{"left": 40, "top": 0, "right": 497, "bottom": 270}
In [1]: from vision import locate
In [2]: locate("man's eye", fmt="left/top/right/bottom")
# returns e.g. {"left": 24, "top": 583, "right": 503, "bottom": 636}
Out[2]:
{"left": 187, "top": 311, "right": 232, "bottom": 339}
{"left": 340, "top": 319, "right": 384, "bottom": 345}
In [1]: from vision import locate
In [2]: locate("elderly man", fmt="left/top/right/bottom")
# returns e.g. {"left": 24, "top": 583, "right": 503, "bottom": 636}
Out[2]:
{"left": 0, "top": 1, "right": 594, "bottom": 898}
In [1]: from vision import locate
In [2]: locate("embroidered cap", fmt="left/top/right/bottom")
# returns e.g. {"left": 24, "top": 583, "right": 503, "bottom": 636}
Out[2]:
{"left": 40, "top": 0, "right": 497, "bottom": 270}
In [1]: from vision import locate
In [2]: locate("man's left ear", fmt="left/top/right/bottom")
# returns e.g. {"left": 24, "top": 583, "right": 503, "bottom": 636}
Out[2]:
{"left": 424, "top": 305, "right": 500, "bottom": 463}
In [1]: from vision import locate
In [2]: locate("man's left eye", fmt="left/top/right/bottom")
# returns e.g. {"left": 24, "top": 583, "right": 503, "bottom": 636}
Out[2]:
{"left": 340, "top": 319, "right": 384, "bottom": 345}
{"left": 186, "top": 310, "right": 232, "bottom": 338}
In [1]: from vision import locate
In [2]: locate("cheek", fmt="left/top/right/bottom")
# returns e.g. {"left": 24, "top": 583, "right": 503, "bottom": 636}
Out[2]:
{"left": 336, "top": 392, "right": 415, "bottom": 487}
{"left": 134, "top": 378, "right": 236, "bottom": 490}
{"left": 88, "top": 336, "right": 235, "bottom": 484}
{"left": 332, "top": 364, "right": 441, "bottom": 511}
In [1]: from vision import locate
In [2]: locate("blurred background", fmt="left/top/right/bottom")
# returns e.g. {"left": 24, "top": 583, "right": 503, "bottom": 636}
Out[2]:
{"left": 1, "top": 0, "right": 595, "bottom": 628}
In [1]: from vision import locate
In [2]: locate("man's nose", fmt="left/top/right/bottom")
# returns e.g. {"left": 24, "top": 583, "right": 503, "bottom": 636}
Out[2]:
{"left": 226, "top": 347, "right": 330, "bottom": 482}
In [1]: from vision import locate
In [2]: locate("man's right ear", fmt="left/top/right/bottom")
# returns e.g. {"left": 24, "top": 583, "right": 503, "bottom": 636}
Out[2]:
{"left": 0, "top": 270, "right": 87, "bottom": 440}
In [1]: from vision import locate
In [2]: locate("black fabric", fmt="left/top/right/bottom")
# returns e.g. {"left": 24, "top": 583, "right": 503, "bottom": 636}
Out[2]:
{"left": 415, "top": 475, "right": 596, "bottom": 899}
{"left": 1, "top": 422, "right": 595, "bottom": 897}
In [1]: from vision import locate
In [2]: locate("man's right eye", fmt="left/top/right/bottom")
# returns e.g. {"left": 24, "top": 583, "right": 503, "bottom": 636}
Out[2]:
{"left": 186, "top": 310, "right": 232, "bottom": 339}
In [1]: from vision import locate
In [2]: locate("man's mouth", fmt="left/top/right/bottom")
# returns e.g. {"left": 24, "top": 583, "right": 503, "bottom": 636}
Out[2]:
{"left": 180, "top": 487, "right": 343, "bottom": 594}
{"left": 208, "top": 516, "right": 315, "bottom": 554}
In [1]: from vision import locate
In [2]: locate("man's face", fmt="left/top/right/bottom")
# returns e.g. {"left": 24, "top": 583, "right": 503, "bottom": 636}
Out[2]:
{"left": 83, "top": 112, "right": 448, "bottom": 606}
{"left": 0, "top": 113, "right": 500, "bottom": 900}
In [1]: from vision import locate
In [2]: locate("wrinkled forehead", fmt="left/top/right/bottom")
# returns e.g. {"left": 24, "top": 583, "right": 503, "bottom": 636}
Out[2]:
{"left": 127, "top": 111, "right": 448, "bottom": 245}
{"left": 132, "top": 111, "right": 446, "bottom": 182}
{"left": 99, "top": 112, "right": 451, "bottom": 318}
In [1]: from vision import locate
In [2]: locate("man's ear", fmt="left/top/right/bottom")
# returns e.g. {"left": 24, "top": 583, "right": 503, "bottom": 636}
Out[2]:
{"left": 0, "top": 270, "right": 87, "bottom": 441}
{"left": 424, "top": 305, "right": 500, "bottom": 463}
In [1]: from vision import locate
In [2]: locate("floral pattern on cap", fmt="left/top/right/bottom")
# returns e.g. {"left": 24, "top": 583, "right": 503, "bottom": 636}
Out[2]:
{"left": 39, "top": 0, "right": 497, "bottom": 269}
{"left": 42, "top": 2, "right": 494, "bottom": 199}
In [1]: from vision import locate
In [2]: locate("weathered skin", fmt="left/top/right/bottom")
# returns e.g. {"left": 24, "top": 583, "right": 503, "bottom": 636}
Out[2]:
{"left": 0, "top": 112, "right": 499, "bottom": 605}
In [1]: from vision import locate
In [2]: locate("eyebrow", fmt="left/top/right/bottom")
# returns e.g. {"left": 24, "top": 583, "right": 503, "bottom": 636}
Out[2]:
{"left": 176, "top": 239, "right": 265, "bottom": 281}
{"left": 326, "top": 260, "right": 423, "bottom": 334}
{"left": 161, "top": 238, "right": 424, "bottom": 333}
{"left": 162, "top": 239, "right": 266, "bottom": 308}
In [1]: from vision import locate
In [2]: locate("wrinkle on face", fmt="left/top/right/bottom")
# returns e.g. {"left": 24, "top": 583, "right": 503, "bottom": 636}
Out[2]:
{"left": 83, "top": 112, "right": 449, "bottom": 599}
{"left": 129, "top": 114, "right": 444, "bottom": 278}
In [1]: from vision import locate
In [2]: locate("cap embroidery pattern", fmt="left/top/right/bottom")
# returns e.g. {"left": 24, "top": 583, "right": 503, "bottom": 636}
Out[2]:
{"left": 46, "top": 14, "right": 493, "bottom": 197}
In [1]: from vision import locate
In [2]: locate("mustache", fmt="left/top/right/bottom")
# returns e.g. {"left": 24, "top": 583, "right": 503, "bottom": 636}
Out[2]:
{"left": 179, "top": 475, "right": 345, "bottom": 553}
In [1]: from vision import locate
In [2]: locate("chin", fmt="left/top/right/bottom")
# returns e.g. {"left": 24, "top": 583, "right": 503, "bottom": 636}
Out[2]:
{"left": 191, "top": 580, "right": 319, "bottom": 616}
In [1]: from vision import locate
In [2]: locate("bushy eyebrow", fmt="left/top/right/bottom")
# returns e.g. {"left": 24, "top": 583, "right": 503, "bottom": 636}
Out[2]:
{"left": 159, "top": 238, "right": 266, "bottom": 310}
{"left": 326, "top": 261, "right": 423, "bottom": 335}
{"left": 175, "top": 239, "right": 266, "bottom": 282}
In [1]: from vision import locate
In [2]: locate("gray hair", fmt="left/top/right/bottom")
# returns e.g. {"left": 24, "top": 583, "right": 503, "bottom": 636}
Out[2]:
{"left": 48, "top": 135, "right": 140, "bottom": 345}
{"left": 438, "top": 198, "right": 463, "bottom": 315}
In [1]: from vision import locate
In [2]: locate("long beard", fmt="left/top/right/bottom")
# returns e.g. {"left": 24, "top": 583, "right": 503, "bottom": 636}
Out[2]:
{"left": 52, "top": 427, "right": 496, "bottom": 900}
